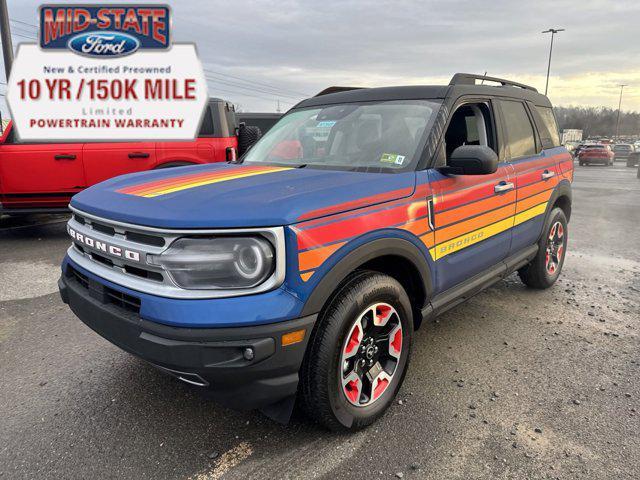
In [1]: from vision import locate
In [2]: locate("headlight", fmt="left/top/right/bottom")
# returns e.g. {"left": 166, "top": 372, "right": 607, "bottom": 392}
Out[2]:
{"left": 149, "top": 236, "right": 275, "bottom": 289}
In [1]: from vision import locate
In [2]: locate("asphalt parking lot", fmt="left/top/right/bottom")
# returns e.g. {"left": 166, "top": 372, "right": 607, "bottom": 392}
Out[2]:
{"left": 1, "top": 162, "right": 639, "bottom": 480}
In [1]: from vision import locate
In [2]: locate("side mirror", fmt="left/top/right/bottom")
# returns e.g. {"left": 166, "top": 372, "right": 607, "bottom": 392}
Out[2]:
{"left": 443, "top": 145, "right": 498, "bottom": 175}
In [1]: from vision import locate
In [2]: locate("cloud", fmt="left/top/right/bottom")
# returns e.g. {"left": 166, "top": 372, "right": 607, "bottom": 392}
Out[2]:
{"left": 2, "top": 0, "right": 639, "bottom": 113}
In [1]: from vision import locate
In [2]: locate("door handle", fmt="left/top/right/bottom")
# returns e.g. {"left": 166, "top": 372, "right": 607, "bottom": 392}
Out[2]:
{"left": 54, "top": 154, "right": 76, "bottom": 160}
{"left": 494, "top": 181, "right": 515, "bottom": 194}
{"left": 128, "top": 152, "right": 150, "bottom": 159}
{"left": 541, "top": 170, "right": 555, "bottom": 180}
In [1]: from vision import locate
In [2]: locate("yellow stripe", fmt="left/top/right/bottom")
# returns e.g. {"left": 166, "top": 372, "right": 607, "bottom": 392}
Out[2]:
{"left": 428, "top": 202, "right": 548, "bottom": 261}
{"left": 514, "top": 202, "right": 547, "bottom": 226}
{"left": 142, "top": 167, "right": 291, "bottom": 197}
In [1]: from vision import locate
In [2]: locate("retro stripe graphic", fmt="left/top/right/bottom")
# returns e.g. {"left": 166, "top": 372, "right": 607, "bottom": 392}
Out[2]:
{"left": 117, "top": 165, "right": 291, "bottom": 198}
{"left": 295, "top": 153, "right": 572, "bottom": 281}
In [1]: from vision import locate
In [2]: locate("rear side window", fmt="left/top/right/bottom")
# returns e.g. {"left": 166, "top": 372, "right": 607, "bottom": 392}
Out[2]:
{"left": 534, "top": 106, "right": 561, "bottom": 148}
{"left": 198, "top": 106, "right": 215, "bottom": 137}
{"left": 499, "top": 100, "right": 537, "bottom": 159}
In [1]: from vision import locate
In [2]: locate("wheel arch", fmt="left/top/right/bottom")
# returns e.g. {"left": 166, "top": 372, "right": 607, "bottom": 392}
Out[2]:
{"left": 547, "top": 179, "right": 572, "bottom": 221}
{"left": 300, "top": 237, "right": 433, "bottom": 330}
{"left": 154, "top": 160, "right": 199, "bottom": 169}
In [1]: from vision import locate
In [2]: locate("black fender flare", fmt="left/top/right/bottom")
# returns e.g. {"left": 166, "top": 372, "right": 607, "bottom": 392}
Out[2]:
{"left": 154, "top": 161, "right": 197, "bottom": 169}
{"left": 537, "top": 179, "right": 572, "bottom": 242}
{"left": 300, "top": 237, "right": 433, "bottom": 317}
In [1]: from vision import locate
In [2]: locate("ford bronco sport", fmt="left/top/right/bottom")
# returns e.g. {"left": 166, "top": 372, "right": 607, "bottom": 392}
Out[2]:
{"left": 58, "top": 74, "right": 573, "bottom": 431}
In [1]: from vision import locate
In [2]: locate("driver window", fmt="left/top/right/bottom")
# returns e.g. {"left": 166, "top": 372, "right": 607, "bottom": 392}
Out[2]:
{"left": 444, "top": 103, "right": 495, "bottom": 163}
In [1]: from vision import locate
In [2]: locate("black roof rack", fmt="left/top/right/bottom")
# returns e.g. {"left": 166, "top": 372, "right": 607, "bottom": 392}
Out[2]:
{"left": 314, "top": 86, "right": 365, "bottom": 97}
{"left": 449, "top": 73, "right": 538, "bottom": 92}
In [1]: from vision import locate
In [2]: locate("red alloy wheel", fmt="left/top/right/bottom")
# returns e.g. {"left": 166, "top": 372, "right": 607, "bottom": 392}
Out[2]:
{"left": 339, "top": 303, "right": 403, "bottom": 407}
{"left": 545, "top": 221, "right": 565, "bottom": 275}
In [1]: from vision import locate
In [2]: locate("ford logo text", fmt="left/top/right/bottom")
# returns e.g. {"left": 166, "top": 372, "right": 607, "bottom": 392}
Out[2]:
{"left": 67, "top": 31, "right": 140, "bottom": 58}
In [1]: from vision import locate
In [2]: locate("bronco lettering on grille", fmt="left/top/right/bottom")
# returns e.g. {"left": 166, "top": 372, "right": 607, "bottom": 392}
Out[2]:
{"left": 68, "top": 227, "right": 141, "bottom": 262}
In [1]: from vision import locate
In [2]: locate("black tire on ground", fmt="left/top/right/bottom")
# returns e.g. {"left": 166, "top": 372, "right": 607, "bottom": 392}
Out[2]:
{"left": 299, "top": 271, "right": 413, "bottom": 431}
{"left": 518, "top": 207, "right": 568, "bottom": 289}
{"left": 579, "top": 161, "right": 584, "bottom": 166}
{"left": 237, "top": 125, "right": 262, "bottom": 156}
{"left": 155, "top": 161, "right": 195, "bottom": 169}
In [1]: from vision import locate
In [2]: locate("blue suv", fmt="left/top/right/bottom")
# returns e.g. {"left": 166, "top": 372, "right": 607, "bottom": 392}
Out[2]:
{"left": 59, "top": 74, "right": 573, "bottom": 430}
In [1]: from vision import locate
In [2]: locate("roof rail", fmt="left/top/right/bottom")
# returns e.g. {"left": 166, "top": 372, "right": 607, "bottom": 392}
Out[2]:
{"left": 449, "top": 73, "right": 538, "bottom": 92}
{"left": 314, "top": 86, "right": 365, "bottom": 97}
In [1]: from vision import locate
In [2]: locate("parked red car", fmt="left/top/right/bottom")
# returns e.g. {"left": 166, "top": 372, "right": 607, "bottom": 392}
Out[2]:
{"left": 578, "top": 144, "right": 614, "bottom": 166}
{"left": 0, "top": 99, "right": 278, "bottom": 214}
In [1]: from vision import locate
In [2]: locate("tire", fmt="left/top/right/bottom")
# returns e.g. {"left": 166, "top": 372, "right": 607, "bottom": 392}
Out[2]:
{"left": 237, "top": 125, "right": 262, "bottom": 155}
{"left": 299, "top": 271, "right": 413, "bottom": 431}
{"left": 578, "top": 161, "right": 584, "bottom": 166}
{"left": 518, "top": 207, "right": 568, "bottom": 289}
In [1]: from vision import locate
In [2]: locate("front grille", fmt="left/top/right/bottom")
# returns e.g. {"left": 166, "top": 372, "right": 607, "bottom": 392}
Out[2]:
{"left": 67, "top": 265, "right": 141, "bottom": 314}
{"left": 69, "top": 211, "right": 169, "bottom": 288}
{"left": 105, "top": 286, "right": 141, "bottom": 313}
{"left": 73, "top": 212, "right": 165, "bottom": 248}
{"left": 72, "top": 268, "right": 89, "bottom": 289}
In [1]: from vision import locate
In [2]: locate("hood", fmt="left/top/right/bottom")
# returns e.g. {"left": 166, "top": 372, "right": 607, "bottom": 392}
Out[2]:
{"left": 71, "top": 163, "right": 416, "bottom": 228}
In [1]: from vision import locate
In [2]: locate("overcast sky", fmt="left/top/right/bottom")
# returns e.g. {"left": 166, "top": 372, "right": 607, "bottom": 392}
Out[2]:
{"left": 2, "top": 0, "right": 639, "bottom": 116}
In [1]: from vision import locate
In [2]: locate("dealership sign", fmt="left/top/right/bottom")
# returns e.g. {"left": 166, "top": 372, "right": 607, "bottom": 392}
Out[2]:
{"left": 7, "top": 5, "right": 207, "bottom": 141}
{"left": 39, "top": 5, "right": 170, "bottom": 56}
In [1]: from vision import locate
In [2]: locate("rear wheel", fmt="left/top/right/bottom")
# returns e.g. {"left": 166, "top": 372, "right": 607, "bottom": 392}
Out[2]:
{"left": 518, "top": 207, "right": 568, "bottom": 289}
{"left": 300, "top": 272, "right": 413, "bottom": 431}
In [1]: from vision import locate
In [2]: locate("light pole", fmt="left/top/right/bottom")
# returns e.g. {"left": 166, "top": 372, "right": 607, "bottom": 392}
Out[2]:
{"left": 615, "top": 84, "right": 627, "bottom": 141}
{"left": 0, "top": 0, "right": 13, "bottom": 79}
{"left": 542, "top": 28, "right": 564, "bottom": 96}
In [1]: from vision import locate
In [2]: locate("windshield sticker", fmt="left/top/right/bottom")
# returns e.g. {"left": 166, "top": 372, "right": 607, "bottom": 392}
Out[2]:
{"left": 316, "top": 120, "right": 337, "bottom": 128}
{"left": 380, "top": 153, "right": 406, "bottom": 166}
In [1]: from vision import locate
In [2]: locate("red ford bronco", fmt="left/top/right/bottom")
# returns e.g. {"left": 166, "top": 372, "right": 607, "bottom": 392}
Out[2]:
{"left": 0, "top": 98, "right": 277, "bottom": 214}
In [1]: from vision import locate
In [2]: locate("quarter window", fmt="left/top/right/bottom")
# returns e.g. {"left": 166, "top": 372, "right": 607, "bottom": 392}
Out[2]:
{"left": 534, "top": 106, "right": 561, "bottom": 147}
{"left": 198, "top": 106, "right": 215, "bottom": 137}
{"left": 500, "top": 100, "right": 537, "bottom": 159}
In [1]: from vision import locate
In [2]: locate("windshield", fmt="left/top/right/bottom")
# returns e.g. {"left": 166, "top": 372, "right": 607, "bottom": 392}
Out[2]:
{"left": 242, "top": 100, "right": 442, "bottom": 172}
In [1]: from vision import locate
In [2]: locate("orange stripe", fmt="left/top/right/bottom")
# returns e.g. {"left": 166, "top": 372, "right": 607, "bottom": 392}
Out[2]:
{"left": 435, "top": 204, "right": 515, "bottom": 244}
{"left": 419, "top": 232, "right": 435, "bottom": 249}
{"left": 120, "top": 166, "right": 267, "bottom": 196}
{"left": 143, "top": 167, "right": 290, "bottom": 197}
{"left": 400, "top": 217, "right": 430, "bottom": 236}
{"left": 298, "top": 242, "right": 346, "bottom": 272}
{"left": 300, "top": 272, "right": 314, "bottom": 282}
{"left": 516, "top": 190, "right": 552, "bottom": 213}
{"left": 517, "top": 177, "right": 558, "bottom": 200}
{"left": 436, "top": 190, "right": 516, "bottom": 227}
{"left": 118, "top": 169, "right": 239, "bottom": 195}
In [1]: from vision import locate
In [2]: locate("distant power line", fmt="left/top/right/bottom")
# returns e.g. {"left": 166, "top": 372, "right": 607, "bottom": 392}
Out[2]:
{"left": 10, "top": 18, "right": 38, "bottom": 30}
{"left": 205, "top": 75, "right": 303, "bottom": 100}
{"left": 204, "top": 80, "right": 296, "bottom": 105}
{"left": 204, "top": 68, "right": 311, "bottom": 98}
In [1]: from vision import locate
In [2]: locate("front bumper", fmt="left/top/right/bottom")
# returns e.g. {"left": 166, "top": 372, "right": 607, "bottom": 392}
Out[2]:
{"left": 58, "top": 266, "right": 316, "bottom": 411}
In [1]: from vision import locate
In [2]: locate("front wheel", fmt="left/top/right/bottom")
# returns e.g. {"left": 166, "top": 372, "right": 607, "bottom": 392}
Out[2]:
{"left": 518, "top": 207, "right": 568, "bottom": 289}
{"left": 299, "top": 272, "right": 413, "bottom": 431}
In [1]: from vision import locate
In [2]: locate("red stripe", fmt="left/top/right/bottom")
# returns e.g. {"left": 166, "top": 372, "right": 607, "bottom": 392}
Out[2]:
{"left": 118, "top": 166, "right": 267, "bottom": 195}
{"left": 297, "top": 186, "right": 414, "bottom": 221}
{"left": 297, "top": 201, "right": 427, "bottom": 250}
